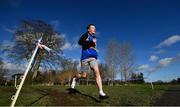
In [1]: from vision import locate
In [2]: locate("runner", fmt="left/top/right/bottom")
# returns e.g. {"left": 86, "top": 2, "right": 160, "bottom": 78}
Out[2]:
{"left": 71, "top": 24, "right": 108, "bottom": 99}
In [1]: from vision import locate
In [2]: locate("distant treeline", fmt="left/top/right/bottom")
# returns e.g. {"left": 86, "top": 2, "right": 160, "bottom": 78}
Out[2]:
{"left": 1, "top": 69, "right": 179, "bottom": 86}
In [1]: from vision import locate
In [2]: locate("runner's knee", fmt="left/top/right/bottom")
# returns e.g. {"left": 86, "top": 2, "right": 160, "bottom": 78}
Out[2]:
{"left": 75, "top": 72, "right": 87, "bottom": 78}
{"left": 93, "top": 68, "right": 100, "bottom": 77}
{"left": 81, "top": 72, "right": 87, "bottom": 78}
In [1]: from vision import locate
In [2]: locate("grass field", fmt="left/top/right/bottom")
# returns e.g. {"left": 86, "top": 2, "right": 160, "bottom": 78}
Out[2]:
{"left": 0, "top": 84, "right": 180, "bottom": 106}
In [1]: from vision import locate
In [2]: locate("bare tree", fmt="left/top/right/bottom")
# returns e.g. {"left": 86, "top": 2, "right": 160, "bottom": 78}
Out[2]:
{"left": 99, "top": 63, "right": 111, "bottom": 85}
{"left": 118, "top": 42, "right": 135, "bottom": 82}
{"left": 2, "top": 19, "right": 65, "bottom": 80}
{"left": 43, "top": 70, "right": 56, "bottom": 85}
{"left": 105, "top": 39, "right": 118, "bottom": 85}
{"left": 0, "top": 58, "right": 5, "bottom": 83}
{"left": 61, "top": 58, "right": 79, "bottom": 85}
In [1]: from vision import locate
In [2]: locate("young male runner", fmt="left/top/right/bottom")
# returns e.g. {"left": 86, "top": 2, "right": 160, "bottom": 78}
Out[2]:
{"left": 71, "top": 24, "right": 108, "bottom": 99}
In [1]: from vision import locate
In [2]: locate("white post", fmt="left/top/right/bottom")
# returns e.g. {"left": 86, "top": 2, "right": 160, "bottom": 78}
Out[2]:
{"left": 14, "top": 75, "right": 17, "bottom": 88}
{"left": 150, "top": 80, "right": 154, "bottom": 90}
{"left": 146, "top": 72, "right": 154, "bottom": 90}
{"left": 10, "top": 37, "right": 42, "bottom": 107}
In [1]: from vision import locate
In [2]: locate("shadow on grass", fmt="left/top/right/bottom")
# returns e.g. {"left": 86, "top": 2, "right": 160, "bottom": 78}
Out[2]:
{"left": 66, "top": 88, "right": 101, "bottom": 103}
{"left": 153, "top": 86, "right": 180, "bottom": 106}
{"left": 27, "top": 89, "right": 50, "bottom": 106}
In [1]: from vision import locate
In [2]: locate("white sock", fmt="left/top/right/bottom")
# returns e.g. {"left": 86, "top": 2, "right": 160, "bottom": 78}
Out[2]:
{"left": 71, "top": 78, "right": 76, "bottom": 88}
{"left": 99, "top": 90, "right": 106, "bottom": 96}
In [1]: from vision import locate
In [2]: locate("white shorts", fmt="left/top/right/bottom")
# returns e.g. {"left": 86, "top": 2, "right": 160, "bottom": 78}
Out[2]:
{"left": 81, "top": 58, "right": 98, "bottom": 72}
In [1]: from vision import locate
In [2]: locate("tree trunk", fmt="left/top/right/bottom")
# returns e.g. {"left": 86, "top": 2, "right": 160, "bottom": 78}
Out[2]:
{"left": 32, "top": 54, "right": 41, "bottom": 79}
{"left": 121, "top": 70, "right": 123, "bottom": 81}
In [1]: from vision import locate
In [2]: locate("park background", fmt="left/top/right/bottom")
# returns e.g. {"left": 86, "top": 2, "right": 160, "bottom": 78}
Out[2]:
{"left": 0, "top": 0, "right": 180, "bottom": 106}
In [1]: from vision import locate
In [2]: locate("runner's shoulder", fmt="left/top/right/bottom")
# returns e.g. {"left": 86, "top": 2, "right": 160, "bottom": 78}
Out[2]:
{"left": 81, "top": 32, "right": 89, "bottom": 38}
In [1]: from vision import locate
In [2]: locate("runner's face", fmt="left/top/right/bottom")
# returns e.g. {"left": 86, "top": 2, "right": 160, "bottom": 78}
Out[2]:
{"left": 88, "top": 25, "right": 96, "bottom": 34}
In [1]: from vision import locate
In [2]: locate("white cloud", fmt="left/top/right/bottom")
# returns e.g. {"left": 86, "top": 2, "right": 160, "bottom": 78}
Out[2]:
{"left": 61, "top": 42, "right": 71, "bottom": 50}
{"left": 138, "top": 64, "right": 150, "bottom": 71}
{"left": 147, "top": 55, "right": 180, "bottom": 73}
{"left": 149, "top": 35, "right": 180, "bottom": 73}
{"left": 137, "top": 64, "right": 156, "bottom": 73}
{"left": 158, "top": 57, "right": 173, "bottom": 67}
{"left": 59, "top": 33, "right": 80, "bottom": 51}
{"left": 3, "top": 62, "right": 25, "bottom": 71}
{"left": 137, "top": 64, "right": 157, "bottom": 74}
{"left": 61, "top": 41, "right": 79, "bottom": 51}
{"left": 2, "top": 62, "right": 27, "bottom": 77}
{"left": 0, "top": 40, "right": 14, "bottom": 51}
{"left": 149, "top": 55, "right": 159, "bottom": 62}
{"left": 156, "top": 35, "right": 180, "bottom": 48}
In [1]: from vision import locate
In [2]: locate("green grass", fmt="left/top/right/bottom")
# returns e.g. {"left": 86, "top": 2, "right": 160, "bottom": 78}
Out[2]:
{"left": 0, "top": 84, "right": 180, "bottom": 106}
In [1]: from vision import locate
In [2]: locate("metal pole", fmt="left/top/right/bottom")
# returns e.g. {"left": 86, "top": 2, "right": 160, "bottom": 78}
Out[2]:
{"left": 14, "top": 75, "right": 17, "bottom": 88}
{"left": 10, "top": 37, "right": 42, "bottom": 107}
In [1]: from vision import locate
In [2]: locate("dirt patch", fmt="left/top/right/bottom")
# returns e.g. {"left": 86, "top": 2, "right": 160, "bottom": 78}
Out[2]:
{"left": 31, "top": 88, "right": 92, "bottom": 106}
{"left": 0, "top": 87, "right": 15, "bottom": 93}
{"left": 49, "top": 88, "right": 101, "bottom": 106}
